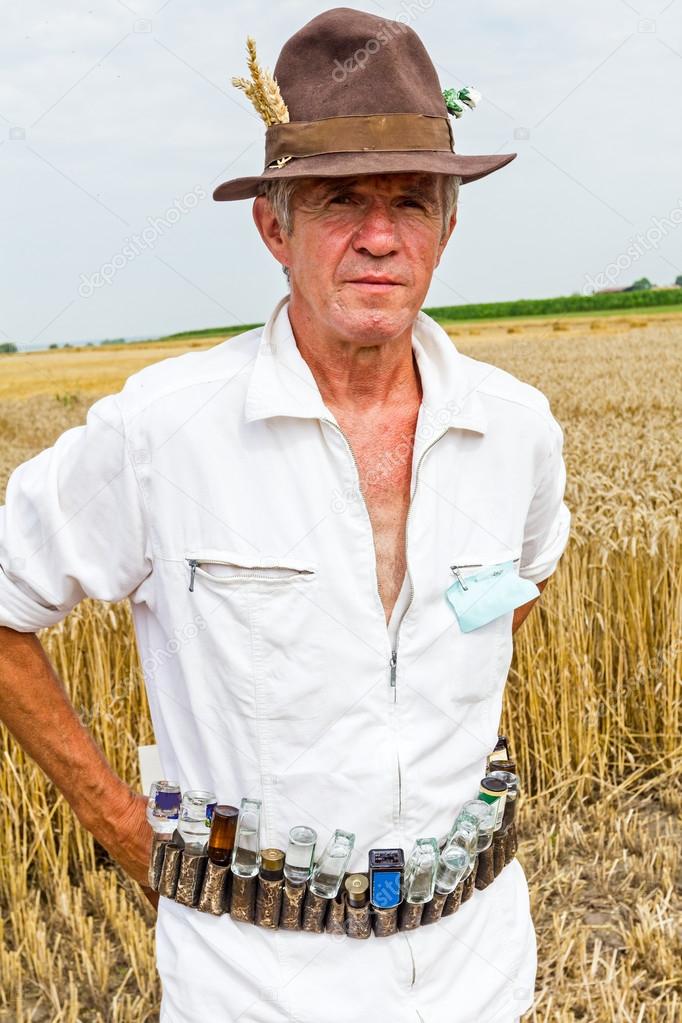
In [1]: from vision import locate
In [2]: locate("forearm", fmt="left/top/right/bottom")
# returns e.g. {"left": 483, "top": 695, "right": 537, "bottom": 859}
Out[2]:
{"left": 0, "top": 626, "right": 133, "bottom": 838}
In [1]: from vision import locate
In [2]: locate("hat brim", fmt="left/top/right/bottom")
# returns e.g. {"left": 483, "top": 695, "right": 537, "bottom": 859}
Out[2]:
{"left": 212, "top": 149, "right": 517, "bottom": 201}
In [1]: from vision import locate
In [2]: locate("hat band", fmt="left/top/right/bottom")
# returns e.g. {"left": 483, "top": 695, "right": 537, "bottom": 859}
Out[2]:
{"left": 264, "top": 113, "right": 454, "bottom": 168}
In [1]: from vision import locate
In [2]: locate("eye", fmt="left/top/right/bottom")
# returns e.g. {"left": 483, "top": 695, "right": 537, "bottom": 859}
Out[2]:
{"left": 329, "top": 194, "right": 353, "bottom": 205}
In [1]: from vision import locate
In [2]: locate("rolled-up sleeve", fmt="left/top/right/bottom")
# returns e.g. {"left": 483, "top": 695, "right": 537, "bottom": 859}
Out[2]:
{"left": 518, "top": 413, "right": 571, "bottom": 583}
{"left": 0, "top": 392, "right": 152, "bottom": 633}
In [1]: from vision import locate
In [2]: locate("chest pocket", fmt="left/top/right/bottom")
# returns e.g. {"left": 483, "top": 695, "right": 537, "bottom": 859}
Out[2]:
{"left": 446, "top": 554, "right": 539, "bottom": 633}
{"left": 186, "top": 550, "right": 317, "bottom": 590}
{"left": 442, "top": 548, "right": 530, "bottom": 704}
{"left": 182, "top": 549, "right": 325, "bottom": 726}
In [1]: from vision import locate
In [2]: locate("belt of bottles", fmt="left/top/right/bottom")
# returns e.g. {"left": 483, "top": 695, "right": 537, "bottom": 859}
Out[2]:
{"left": 147, "top": 737, "right": 520, "bottom": 937}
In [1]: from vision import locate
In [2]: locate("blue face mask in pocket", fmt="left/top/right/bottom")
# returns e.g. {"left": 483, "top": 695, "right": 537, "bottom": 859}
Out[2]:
{"left": 445, "top": 560, "right": 540, "bottom": 633}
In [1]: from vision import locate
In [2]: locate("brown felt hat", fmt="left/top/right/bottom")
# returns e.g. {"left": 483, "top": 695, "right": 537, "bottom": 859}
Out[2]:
{"left": 212, "top": 7, "right": 516, "bottom": 202}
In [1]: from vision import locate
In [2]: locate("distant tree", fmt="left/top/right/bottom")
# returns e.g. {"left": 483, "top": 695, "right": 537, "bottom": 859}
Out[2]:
{"left": 49, "top": 342, "right": 58, "bottom": 349}
{"left": 0, "top": 342, "right": 18, "bottom": 354}
{"left": 627, "top": 277, "right": 652, "bottom": 291}
{"left": 675, "top": 275, "right": 682, "bottom": 288}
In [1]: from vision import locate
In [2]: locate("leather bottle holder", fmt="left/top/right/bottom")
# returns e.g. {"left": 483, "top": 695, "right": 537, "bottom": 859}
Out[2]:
{"left": 150, "top": 807, "right": 519, "bottom": 935}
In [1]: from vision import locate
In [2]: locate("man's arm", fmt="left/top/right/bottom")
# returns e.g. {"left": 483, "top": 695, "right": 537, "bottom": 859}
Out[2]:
{"left": 0, "top": 626, "right": 158, "bottom": 908}
{"left": 511, "top": 577, "right": 548, "bottom": 635}
{"left": 0, "top": 391, "right": 157, "bottom": 908}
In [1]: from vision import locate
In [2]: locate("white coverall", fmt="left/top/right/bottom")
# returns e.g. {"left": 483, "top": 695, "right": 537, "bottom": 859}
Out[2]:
{"left": 0, "top": 295, "right": 571, "bottom": 1022}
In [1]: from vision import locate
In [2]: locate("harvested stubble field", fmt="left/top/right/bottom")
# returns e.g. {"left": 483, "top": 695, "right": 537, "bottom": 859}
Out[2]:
{"left": 0, "top": 310, "right": 680, "bottom": 1022}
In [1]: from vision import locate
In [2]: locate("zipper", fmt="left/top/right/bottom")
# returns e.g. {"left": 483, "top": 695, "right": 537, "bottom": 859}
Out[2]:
{"left": 397, "top": 754, "right": 402, "bottom": 818}
{"left": 390, "top": 428, "right": 455, "bottom": 698}
{"left": 450, "top": 556, "right": 520, "bottom": 591}
{"left": 186, "top": 557, "right": 314, "bottom": 592}
{"left": 321, "top": 415, "right": 453, "bottom": 695}
{"left": 321, "top": 417, "right": 452, "bottom": 835}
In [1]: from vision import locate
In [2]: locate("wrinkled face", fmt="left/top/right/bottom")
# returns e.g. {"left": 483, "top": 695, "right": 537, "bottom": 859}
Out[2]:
{"left": 278, "top": 172, "right": 455, "bottom": 344}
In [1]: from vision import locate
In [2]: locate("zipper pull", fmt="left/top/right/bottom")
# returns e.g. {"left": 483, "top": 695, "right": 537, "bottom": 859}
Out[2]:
{"left": 390, "top": 650, "right": 397, "bottom": 688}
{"left": 188, "top": 559, "right": 198, "bottom": 592}
{"left": 451, "top": 566, "right": 468, "bottom": 591}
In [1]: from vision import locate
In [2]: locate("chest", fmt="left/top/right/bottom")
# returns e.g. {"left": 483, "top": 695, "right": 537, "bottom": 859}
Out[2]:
{"left": 338, "top": 414, "right": 420, "bottom": 621}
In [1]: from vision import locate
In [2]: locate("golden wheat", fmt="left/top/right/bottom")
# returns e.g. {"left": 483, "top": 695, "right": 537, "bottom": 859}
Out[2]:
{"left": 0, "top": 311, "right": 680, "bottom": 1020}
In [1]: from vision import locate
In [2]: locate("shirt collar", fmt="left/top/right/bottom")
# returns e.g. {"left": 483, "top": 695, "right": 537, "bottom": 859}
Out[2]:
{"left": 243, "top": 293, "right": 488, "bottom": 435}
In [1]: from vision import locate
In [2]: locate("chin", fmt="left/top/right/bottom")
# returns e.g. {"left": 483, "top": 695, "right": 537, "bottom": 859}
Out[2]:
{"left": 331, "top": 294, "right": 417, "bottom": 341}
{"left": 336, "top": 305, "right": 410, "bottom": 340}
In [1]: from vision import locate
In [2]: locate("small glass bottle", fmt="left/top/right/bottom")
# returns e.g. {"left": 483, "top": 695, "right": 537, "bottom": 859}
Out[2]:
{"left": 435, "top": 843, "right": 470, "bottom": 895}
{"left": 178, "top": 789, "right": 217, "bottom": 852}
{"left": 231, "top": 797, "right": 262, "bottom": 878}
{"left": 457, "top": 799, "right": 496, "bottom": 852}
{"left": 284, "top": 826, "right": 317, "bottom": 885}
{"left": 308, "top": 829, "right": 355, "bottom": 898}
{"left": 446, "top": 814, "right": 477, "bottom": 855}
{"left": 478, "top": 776, "right": 508, "bottom": 831}
{"left": 403, "top": 838, "right": 439, "bottom": 904}
{"left": 207, "top": 804, "right": 239, "bottom": 865}
{"left": 146, "top": 780, "right": 181, "bottom": 835}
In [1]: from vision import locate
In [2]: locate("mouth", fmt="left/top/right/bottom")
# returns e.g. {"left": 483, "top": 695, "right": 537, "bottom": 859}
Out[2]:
{"left": 347, "top": 277, "right": 402, "bottom": 292}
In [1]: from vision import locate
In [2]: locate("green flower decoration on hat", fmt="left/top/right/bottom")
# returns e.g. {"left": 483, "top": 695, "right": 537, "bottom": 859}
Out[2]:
{"left": 443, "top": 86, "right": 482, "bottom": 118}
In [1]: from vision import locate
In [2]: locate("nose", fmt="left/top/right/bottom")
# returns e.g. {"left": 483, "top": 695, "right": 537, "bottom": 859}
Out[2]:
{"left": 351, "top": 198, "right": 399, "bottom": 258}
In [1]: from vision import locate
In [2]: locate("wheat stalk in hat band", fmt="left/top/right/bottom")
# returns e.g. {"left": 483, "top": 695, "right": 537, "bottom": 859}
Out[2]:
{"left": 213, "top": 7, "right": 516, "bottom": 203}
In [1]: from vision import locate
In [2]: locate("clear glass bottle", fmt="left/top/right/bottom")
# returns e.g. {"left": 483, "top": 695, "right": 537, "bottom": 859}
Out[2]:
{"left": 146, "top": 780, "right": 182, "bottom": 835}
{"left": 284, "top": 826, "right": 317, "bottom": 885}
{"left": 178, "top": 788, "right": 217, "bottom": 852}
{"left": 308, "top": 829, "right": 355, "bottom": 898}
{"left": 455, "top": 799, "right": 496, "bottom": 852}
{"left": 231, "top": 797, "right": 262, "bottom": 877}
{"left": 435, "top": 843, "right": 471, "bottom": 895}
{"left": 403, "top": 837, "right": 439, "bottom": 904}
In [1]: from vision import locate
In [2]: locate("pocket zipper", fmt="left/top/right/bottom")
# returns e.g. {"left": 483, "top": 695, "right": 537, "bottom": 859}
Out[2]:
{"left": 187, "top": 557, "right": 315, "bottom": 592}
{"left": 450, "top": 557, "right": 520, "bottom": 591}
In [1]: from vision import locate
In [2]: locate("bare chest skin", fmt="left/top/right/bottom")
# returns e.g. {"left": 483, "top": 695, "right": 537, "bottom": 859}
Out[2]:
{"left": 334, "top": 405, "right": 421, "bottom": 626}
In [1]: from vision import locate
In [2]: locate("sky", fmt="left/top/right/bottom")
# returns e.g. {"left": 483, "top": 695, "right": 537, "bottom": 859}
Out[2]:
{"left": 1, "top": 0, "right": 681, "bottom": 349}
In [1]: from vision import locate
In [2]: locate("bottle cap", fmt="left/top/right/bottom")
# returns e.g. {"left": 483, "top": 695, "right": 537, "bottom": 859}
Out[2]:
{"left": 480, "top": 776, "right": 507, "bottom": 795}
{"left": 345, "top": 874, "right": 369, "bottom": 906}
{"left": 261, "top": 848, "right": 285, "bottom": 872}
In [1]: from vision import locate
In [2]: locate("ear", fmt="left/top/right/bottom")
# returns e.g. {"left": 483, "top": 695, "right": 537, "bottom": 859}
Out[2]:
{"left": 252, "top": 195, "right": 292, "bottom": 273}
{"left": 435, "top": 209, "right": 457, "bottom": 267}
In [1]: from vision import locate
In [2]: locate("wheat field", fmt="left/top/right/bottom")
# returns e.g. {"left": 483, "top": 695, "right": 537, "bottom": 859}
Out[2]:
{"left": 0, "top": 311, "right": 680, "bottom": 1021}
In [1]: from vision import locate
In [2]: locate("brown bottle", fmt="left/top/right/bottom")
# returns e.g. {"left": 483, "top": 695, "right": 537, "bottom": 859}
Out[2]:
{"left": 208, "top": 804, "right": 239, "bottom": 865}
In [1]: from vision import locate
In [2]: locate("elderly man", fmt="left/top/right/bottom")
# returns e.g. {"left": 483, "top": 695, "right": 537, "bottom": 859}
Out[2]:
{"left": 0, "top": 9, "right": 570, "bottom": 1023}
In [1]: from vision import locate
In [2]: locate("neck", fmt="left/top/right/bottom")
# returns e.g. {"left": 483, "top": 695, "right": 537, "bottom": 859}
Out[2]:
{"left": 286, "top": 296, "right": 423, "bottom": 417}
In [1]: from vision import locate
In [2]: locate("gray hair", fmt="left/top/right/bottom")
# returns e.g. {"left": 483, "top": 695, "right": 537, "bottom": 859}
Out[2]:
{"left": 257, "top": 174, "right": 462, "bottom": 285}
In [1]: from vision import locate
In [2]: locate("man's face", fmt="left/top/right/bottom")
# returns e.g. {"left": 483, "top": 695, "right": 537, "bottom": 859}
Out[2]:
{"left": 257, "top": 172, "right": 456, "bottom": 345}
